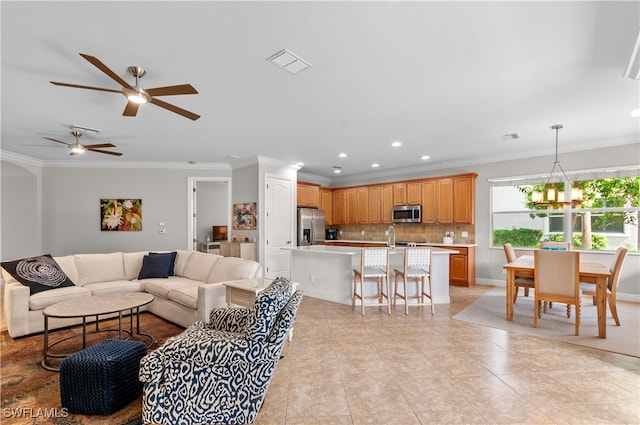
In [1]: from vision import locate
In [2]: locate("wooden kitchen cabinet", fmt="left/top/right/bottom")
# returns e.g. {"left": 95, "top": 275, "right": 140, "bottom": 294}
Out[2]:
{"left": 407, "top": 181, "right": 421, "bottom": 204}
{"left": 297, "top": 183, "right": 320, "bottom": 208}
{"left": 367, "top": 186, "right": 381, "bottom": 224}
{"left": 453, "top": 175, "right": 475, "bottom": 224}
{"left": 448, "top": 246, "right": 476, "bottom": 287}
{"left": 356, "top": 187, "right": 369, "bottom": 224}
{"left": 393, "top": 183, "right": 406, "bottom": 205}
{"left": 320, "top": 187, "right": 333, "bottom": 225}
{"left": 332, "top": 188, "right": 346, "bottom": 224}
{"left": 381, "top": 184, "right": 394, "bottom": 223}
{"left": 346, "top": 188, "right": 358, "bottom": 224}
{"left": 422, "top": 178, "right": 453, "bottom": 224}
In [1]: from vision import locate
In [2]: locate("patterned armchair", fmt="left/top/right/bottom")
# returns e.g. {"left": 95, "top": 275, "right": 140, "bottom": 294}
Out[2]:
{"left": 139, "top": 277, "right": 303, "bottom": 425}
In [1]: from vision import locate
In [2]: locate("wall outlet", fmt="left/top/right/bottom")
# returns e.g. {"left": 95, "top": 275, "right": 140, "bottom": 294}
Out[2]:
{"left": 159, "top": 229, "right": 167, "bottom": 234}
{"left": 361, "top": 230, "right": 365, "bottom": 236}
{"left": 461, "top": 231, "right": 468, "bottom": 238}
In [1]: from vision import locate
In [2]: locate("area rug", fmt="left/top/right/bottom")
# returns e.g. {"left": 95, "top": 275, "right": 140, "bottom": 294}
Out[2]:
{"left": 453, "top": 287, "right": 640, "bottom": 357}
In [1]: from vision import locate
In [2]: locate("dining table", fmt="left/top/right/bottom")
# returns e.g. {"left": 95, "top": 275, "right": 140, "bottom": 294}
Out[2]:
{"left": 503, "top": 254, "right": 611, "bottom": 338}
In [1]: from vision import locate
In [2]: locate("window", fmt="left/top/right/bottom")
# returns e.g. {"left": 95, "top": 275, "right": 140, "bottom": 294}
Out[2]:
{"left": 491, "top": 172, "right": 639, "bottom": 251}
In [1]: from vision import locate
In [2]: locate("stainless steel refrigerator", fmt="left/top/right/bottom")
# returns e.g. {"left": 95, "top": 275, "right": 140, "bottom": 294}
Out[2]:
{"left": 297, "top": 208, "right": 325, "bottom": 246}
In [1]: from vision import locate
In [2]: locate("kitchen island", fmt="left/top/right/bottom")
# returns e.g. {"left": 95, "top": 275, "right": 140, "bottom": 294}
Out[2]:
{"left": 282, "top": 245, "right": 457, "bottom": 306}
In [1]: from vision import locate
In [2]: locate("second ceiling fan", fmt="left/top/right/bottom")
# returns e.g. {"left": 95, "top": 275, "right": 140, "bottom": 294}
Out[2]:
{"left": 51, "top": 53, "right": 200, "bottom": 121}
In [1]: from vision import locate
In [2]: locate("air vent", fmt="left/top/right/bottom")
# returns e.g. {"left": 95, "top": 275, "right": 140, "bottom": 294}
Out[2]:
{"left": 267, "top": 49, "right": 311, "bottom": 75}
{"left": 501, "top": 133, "right": 519, "bottom": 140}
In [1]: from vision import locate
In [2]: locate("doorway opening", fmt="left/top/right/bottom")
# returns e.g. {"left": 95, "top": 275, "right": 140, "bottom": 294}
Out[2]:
{"left": 187, "top": 177, "right": 232, "bottom": 251}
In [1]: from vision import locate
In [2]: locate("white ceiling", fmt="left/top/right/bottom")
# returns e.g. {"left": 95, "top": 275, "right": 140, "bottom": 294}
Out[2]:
{"left": 1, "top": 1, "right": 639, "bottom": 179}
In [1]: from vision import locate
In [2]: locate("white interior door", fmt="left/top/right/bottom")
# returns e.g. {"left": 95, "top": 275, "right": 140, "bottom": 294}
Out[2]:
{"left": 264, "top": 175, "right": 293, "bottom": 278}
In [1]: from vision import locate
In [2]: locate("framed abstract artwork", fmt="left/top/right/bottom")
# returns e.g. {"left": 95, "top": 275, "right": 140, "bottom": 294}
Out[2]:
{"left": 100, "top": 199, "right": 142, "bottom": 231}
{"left": 232, "top": 202, "right": 257, "bottom": 230}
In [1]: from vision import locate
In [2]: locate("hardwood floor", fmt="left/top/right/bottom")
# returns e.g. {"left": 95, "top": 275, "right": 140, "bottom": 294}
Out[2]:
{"left": 1, "top": 286, "right": 638, "bottom": 424}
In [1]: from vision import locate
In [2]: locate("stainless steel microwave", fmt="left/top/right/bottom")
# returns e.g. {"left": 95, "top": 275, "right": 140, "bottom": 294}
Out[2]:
{"left": 392, "top": 205, "right": 421, "bottom": 223}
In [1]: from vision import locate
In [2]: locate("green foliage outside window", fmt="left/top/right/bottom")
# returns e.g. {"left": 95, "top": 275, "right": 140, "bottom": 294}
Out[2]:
{"left": 493, "top": 228, "right": 543, "bottom": 248}
{"left": 546, "top": 233, "right": 607, "bottom": 250}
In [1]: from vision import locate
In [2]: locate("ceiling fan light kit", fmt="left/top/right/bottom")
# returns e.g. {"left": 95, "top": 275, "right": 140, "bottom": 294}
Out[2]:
{"left": 42, "top": 130, "right": 122, "bottom": 157}
{"left": 50, "top": 53, "right": 200, "bottom": 120}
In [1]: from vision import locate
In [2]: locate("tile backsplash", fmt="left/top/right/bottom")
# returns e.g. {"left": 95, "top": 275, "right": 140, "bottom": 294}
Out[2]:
{"left": 330, "top": 223, "right": 475, "bottom": 244}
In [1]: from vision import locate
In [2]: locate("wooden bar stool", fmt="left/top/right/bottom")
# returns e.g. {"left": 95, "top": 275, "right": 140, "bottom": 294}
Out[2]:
{"left": 393, "top": 247, "right": 434, "bottom": 315}
{"left": 353, "top": 248, "right": 391, "bottom": 316}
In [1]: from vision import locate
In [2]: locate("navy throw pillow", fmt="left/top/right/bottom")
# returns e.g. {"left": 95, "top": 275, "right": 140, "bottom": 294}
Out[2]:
{"left": 138, "top": 254, "right": 172, "bottom": 279}
{"left": 149, "top": 251, "right": 177, "bottom": 275}
{"left": 1, "top": 254, "right": 75, "bottom": 295}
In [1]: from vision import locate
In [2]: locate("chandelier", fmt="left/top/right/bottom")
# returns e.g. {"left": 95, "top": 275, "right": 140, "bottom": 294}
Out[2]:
{"left": 531, "top": 125, "right": 583, "bottom": 209}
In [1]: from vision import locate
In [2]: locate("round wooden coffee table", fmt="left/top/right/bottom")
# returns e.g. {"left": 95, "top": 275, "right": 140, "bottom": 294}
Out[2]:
{"left": 42, "top": 292, "right": 154, "bottom": 371}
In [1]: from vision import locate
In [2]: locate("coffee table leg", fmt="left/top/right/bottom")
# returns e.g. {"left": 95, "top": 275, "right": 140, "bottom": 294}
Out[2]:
{"left": 82, "top": 316, "right": 87, "bottom": 348}
{"left": 118, "top": 311, "right": 123, "bottom": 339}
{"left": 42, "top": 315, "right": 49, "bottom": 366}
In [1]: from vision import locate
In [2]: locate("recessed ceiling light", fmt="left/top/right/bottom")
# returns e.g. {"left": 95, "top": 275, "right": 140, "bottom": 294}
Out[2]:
{"left": 421, "top": 155, "right": 430, "bottom": 160}
{"left": 391, "top": 141, "right": 402, "bottom": 147}
{"left": 371, "top": 163, "right": 380, "bottom": 168}
{"left": 631, "top": 109, "right": 640, "bottom": 118}
{"left": 338, "top": 152, "right": 347, "bottom": 158}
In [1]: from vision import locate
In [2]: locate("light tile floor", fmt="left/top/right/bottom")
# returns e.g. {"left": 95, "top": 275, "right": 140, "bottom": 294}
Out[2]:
{"left": 255, "top": 285, "right": 640, "bottom": 425}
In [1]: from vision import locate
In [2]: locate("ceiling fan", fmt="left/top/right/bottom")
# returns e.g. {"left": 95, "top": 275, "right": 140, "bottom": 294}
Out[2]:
{"left": 43, "top": 131, "right": 123, "bottom": 156}
{"left": 50, "top": 53, "right": 200, "bottom": 121}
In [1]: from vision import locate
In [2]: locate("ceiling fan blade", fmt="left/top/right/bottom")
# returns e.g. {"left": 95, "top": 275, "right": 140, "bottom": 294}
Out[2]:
{"left": 82, "top": 143, "right": 116, "bottom": 149}
{"left": 42, "top": 137, "right": 71, "bottom": 146}
{"left": 145, "top": 84, "right": 198, "bottom": 97}
{"left": 149, "top": 98, "right": 200, "bottom": 121}
{"left": 50, "top": 81, "right": 122, "bottom": 93}
{"left": 122, "top": 101, "right": 140, "bottom": 117}
{"left": 79, "top": 53, "right": 133, "bottom": 89}
{"left": 86, "top": 148, "right": 123, "bottom": 156}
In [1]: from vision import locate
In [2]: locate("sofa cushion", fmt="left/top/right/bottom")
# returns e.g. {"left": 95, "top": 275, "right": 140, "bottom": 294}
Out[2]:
{"left": 173, "top": 250, "right": 193, "bottom": 277}
{"left": 142, "top": 276, "right": 195, "bottom": 299}
{"left": 182, "top": 252, "right": 220, "bottom": 282}
{"left": 53, "top": 255, "right": 79, "bottom": 284}
{"left": 84, "top": 280, "right": 143, "bottom": 296}
{"left": 1, "top": 254, "right": 76, "bottom": 295}
{"left": 29, "top": 285, "right": 92, "bottom": 310}
{"left": 138, "top": 255, "right": 172, "bottom": 279}
{"left": 123, "top": 252, "right": 146, "bottom": 281}
{"left": 74, "top": 253, "right": 125, "bottom": 286}
{"left": 167, "top": 281, "right": 201, "bottom": 309}
{"left": 149, "top": 251, "right": 177, "bottom": 276}
{"left": 208, "top": 256, "right": 260, "bottom": 283}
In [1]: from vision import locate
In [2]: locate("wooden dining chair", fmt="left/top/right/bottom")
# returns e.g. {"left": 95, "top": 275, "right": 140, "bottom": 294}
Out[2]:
{"left": 533, "top": 250, "right": 581, "bottom": 335}
{"left": 503, "top": 243, "right": 535, "bottom": 303}
{"left": 353, "top": 248, "right": 391, "bottom": 316}
{"left": 540, "top": 241, "right": 571, "bottom": 250}
{"left": 393, "top": 247, "right": 434, "bottom": 315}
{"left": 580, "top": 246, "right": 627, "bottom": 326}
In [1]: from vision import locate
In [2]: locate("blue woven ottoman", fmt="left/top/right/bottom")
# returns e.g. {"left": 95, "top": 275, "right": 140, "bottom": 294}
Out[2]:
{"left": 60, "top": 339, "right": 147, "bottom": 415}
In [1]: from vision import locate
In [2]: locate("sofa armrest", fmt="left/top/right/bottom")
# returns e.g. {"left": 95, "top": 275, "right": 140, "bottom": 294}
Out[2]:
{"left": 196, "top": 282, "right": 227, "bottom": 323}
{"left": 4, "top": 282, "right": 31, "bottom": 338}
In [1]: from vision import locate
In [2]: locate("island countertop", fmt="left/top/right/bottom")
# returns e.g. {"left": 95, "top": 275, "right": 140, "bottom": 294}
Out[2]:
{"left": 323, "top": 240, "right": 477, "bottom": 248}
{"left": 282, "top": 245, "right": 459, "bottom": 255}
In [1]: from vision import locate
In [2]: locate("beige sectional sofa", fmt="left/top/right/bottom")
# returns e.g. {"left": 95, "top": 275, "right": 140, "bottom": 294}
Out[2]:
{"left": 2, "top": 250, "right": 262, "bottom": 338}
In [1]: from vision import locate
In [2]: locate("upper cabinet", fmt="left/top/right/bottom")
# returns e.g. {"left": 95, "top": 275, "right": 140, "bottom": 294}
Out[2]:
{"left": 421, "top": 174, "right": 476, "bottom": 224}
{"left": 297, "top": 183, "right": 320, "bottom": 208}
{"left": 318, "top": 172, "right": 476, "bottom": 226}
{"left": 453, "top": 175, "right": 475, "bottom": 224}
{"left": 320, "top": 187, "right": 333, "bottom": 225}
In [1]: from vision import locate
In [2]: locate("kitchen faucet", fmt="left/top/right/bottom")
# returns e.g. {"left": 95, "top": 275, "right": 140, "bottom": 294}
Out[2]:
{"left": 387, "top": 225, "right": 396, "bottom": 249}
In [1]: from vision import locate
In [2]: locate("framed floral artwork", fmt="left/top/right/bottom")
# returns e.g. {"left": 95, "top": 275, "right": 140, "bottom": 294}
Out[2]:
{"left": 232, "top": 202, "right": 257, "bottom": 230}
{"left": 100, "top": 199, "right": 142, "bottom": 231}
